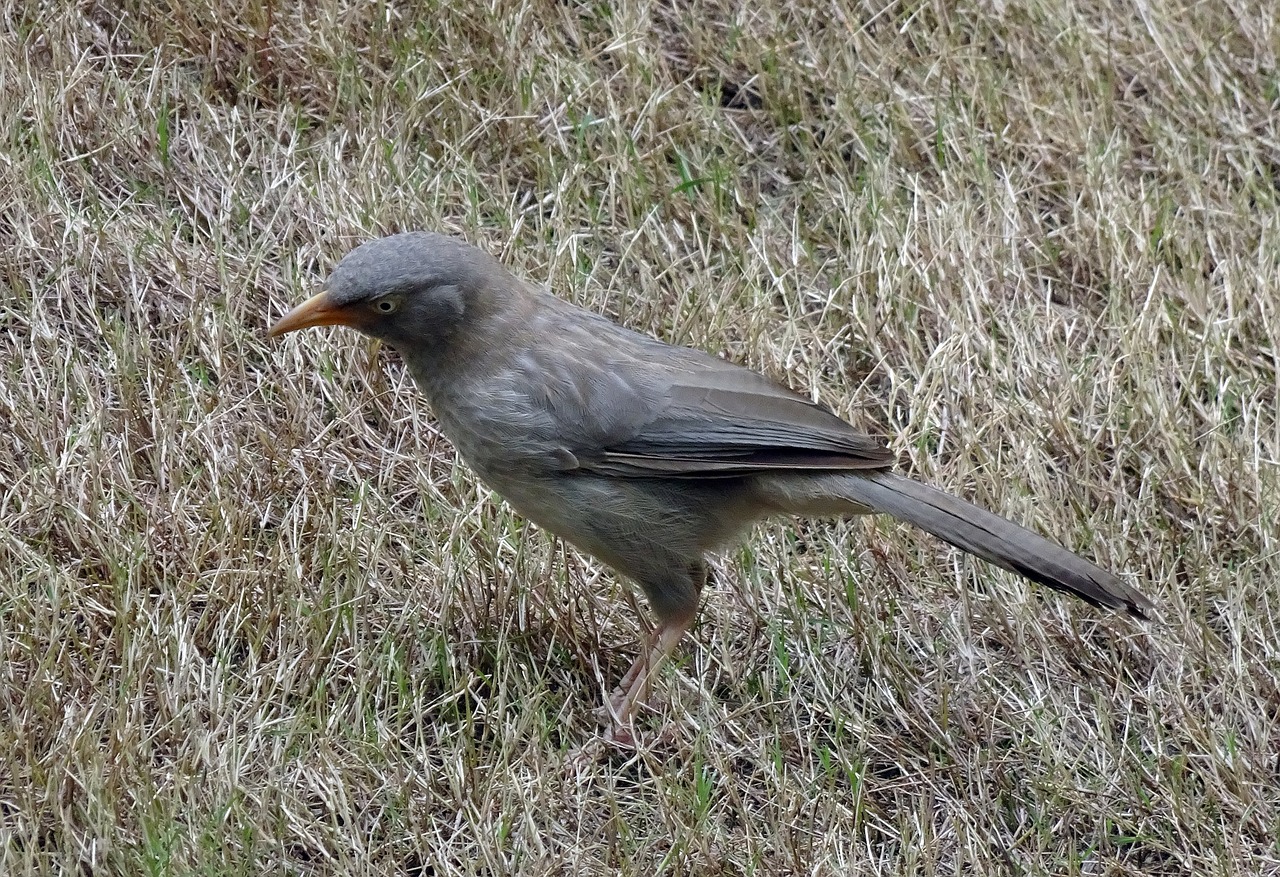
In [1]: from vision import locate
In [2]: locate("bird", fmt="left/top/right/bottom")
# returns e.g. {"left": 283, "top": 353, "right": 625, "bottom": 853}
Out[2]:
{"left": 269, "top": 231, "right": 1152, "bottom": 743}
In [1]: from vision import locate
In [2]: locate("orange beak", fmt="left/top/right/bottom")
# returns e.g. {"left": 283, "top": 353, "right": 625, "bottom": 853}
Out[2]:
{"left": 268, "top": 289, "right": 353, "bottom": 337}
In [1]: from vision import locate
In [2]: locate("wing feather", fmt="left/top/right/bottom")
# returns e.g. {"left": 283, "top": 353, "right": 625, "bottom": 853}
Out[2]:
{"left": 519, "top": 295, "right": 894, "bottom": 478}
{"left": 581, "top": 366, "right": 893, "bottom": 477}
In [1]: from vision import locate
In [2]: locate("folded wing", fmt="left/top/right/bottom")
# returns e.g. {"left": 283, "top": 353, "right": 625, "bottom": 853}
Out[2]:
{"left": 579, "top": 363, "right": 894, "bottom": 477}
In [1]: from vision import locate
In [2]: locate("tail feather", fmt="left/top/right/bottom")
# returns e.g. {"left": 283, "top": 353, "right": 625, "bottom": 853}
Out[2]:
{"left": 767, "top": 471, "right": 1153, "bottom": 620}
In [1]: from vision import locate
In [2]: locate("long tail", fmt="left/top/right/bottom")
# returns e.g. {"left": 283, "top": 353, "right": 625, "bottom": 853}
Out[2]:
{"left": 758, "top": 470, "right": 1153, "bottom": 620}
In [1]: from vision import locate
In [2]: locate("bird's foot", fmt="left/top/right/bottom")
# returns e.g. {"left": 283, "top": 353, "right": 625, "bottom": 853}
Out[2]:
{"left": 603, "top": 721, "right": 637, "bottom": 749}
{"left": 566, "top": 716, "right": 635, "bottom": 768}
{"left": 567, "top": 737, "right": 607, "bottom": 769}
{"left": 592, "top": 689, "right": 639, "bottom": 747}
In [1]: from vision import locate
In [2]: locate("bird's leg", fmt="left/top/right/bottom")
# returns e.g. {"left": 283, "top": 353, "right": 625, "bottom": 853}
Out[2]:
{"left": 603, "top": 613, "right": 693, "bottom": 746}
{"left": 609, "top": 614, "right": 693, "bottom": 712}
{"left": 603, "top": 560, "right": 707, "bottom": 744}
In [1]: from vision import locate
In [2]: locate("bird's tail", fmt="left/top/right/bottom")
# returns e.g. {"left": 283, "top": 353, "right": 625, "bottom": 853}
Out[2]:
{"left": 756, "top": 470, "right": 1153, "bottom": 620}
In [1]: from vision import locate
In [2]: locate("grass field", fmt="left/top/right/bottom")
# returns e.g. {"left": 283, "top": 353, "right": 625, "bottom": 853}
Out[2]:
{"left": 2, "top": 1, "right": 1278, "bottom": 874}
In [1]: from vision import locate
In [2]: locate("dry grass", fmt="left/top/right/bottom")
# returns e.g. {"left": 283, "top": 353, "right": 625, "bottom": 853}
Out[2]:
{"left": 2, "top": 0, "right": 1278, "bottom": 873}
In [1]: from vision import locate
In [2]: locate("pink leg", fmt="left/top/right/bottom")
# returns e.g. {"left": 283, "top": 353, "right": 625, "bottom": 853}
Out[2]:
{"left": 603, "top": 611, "right": 695, "bottom": 745}
{"left": 603, "top": 559, "right": 710, "bottom": 744}
{"left": 614, "top": 613, "right": 693, "bottom": 706}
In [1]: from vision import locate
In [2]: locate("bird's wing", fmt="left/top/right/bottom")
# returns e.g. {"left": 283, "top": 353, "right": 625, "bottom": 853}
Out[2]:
{"left": 576, "top": 351, "right": 895, "bottom": 478}
{"left": 504, "top": 293, "right": 894, "bottom": 478}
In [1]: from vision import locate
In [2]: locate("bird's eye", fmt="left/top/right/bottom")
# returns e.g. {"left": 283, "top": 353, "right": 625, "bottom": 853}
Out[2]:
{"left": 374, "top": 298, "right": 399, "bottom": 314}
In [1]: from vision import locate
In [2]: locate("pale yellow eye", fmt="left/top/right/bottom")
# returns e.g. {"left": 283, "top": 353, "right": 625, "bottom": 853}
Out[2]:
{"left": 374, "top": 298, "right": 399, "bottom": 314}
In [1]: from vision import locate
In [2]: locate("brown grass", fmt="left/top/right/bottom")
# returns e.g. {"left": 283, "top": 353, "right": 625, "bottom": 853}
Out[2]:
{"left": 2, "top": 0, "right": 1277, "bottom": 873}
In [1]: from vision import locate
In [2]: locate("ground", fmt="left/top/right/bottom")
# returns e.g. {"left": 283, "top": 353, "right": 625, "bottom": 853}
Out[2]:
{"left": 2, "top": 1, "right": 1278, "bottom": 874}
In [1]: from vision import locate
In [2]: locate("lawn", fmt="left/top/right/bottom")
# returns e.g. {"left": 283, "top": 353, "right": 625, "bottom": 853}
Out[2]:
{"left": 2, "top": 1, "right": 1277, "bottom": 874}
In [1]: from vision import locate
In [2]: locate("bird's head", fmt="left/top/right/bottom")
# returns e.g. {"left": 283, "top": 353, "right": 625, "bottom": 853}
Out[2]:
{"left": 268, "top": 232, "right": 509, "bottom": 349}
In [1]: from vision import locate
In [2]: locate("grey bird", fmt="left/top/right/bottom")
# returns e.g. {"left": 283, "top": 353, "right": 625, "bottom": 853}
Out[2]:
{"left": 269, "top": 231, "right": 1152, "bottom": 742}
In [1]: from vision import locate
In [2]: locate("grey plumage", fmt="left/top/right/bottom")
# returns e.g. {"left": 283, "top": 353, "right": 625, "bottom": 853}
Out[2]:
{"left": 271, "top": 231, "right": 1153, "bottom": 736}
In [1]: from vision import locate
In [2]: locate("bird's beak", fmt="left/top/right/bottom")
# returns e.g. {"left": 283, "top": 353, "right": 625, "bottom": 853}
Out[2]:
{"left": 268, "top": 289, "right": 352, "bottom": 337}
